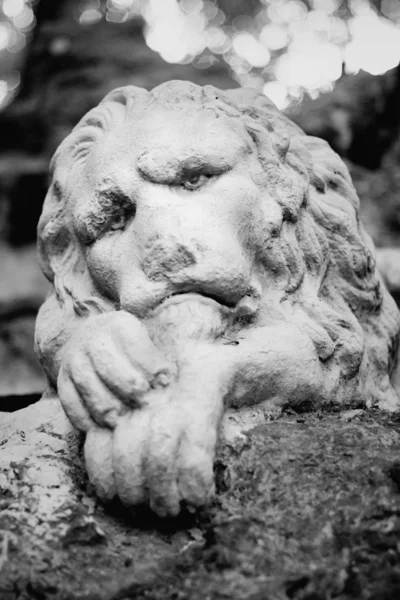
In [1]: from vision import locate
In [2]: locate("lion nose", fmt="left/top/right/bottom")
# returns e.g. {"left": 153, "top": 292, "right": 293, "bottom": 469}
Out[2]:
{"left": 141, "top": 240, "right": 197, "bottom": 281}
{"left": 140, "top": 235, "right": 251, "bottom": 308}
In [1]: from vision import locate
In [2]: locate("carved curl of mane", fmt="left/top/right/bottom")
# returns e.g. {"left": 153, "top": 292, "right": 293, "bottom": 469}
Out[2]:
{"left": 36, "top": 81, "right": 400, "bottom": 407}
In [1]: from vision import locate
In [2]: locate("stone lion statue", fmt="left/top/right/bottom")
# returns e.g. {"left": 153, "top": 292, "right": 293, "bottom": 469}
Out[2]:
{"left": 35, "top": 81, "right": 400, "bottom": 517}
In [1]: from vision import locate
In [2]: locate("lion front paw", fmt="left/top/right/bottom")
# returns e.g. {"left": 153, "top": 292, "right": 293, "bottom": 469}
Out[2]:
{"left": 84, "top": 388, "right": 220, "bottom": 517}
{"left": 57, "top": 311, "right": 176, "bottom": 431}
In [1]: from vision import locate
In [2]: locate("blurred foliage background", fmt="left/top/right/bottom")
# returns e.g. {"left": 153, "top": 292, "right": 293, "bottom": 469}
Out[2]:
{"left": 1, "top": 0, "right": 400, "bottom": 109}
{"left": 0, "top": 0, "right": 399, "bottom": 402}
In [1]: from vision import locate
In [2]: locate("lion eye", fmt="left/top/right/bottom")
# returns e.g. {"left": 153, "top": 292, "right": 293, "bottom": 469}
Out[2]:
{"left": 181, "top": 173, "right": 210, "bottom": 191}
{"left": 110, "top": 213, "right": 126, "bottom": 231}
{"left": 109, "top": 203, "right": 136, "bottom": 232}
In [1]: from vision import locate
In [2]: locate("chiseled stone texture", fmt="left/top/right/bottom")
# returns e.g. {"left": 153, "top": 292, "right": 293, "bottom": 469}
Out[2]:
{"left": 34, "top": 81, "right": 400, "bottom": 516}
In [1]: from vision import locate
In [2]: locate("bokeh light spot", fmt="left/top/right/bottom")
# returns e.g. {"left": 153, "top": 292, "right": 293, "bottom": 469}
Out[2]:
{"left": 13, "top": 6, "right": 35, "bottom": 31}
{"left": 263, "top": 80, "right": 289, "bottom": 109}
{"left": 1, "top": 0, "right": 400, "bottom": 112}
{"left": 312, "top": 0, "right": 339, "bottom": 14}
{"left": 79, "top": 8, "right": 103, "bottom": 25}
{"left": 345, "top": 13, "right": 400, "bottom": 75}
{"left": 3, "top": 0, "right": 24, "bottom": 19}
{"left": 276, "top": 40, "right": 342, "bottom": 90}
{"left": 0, "top": 79, "right": 8, "bottom": 105}
{"left": 0, "top": 22, "right": 9, "bottom": 50}
{"left": 110, "top": 0, "right": 135, "bottom": 8}
{"left": 232, "top": 32, "right": 271, "bottom": 67}
{"left": 260, "top": 24, "right": 288, "bottom": 50}
{"left": 8, "top": 29, "right": 25, "bottom": 53}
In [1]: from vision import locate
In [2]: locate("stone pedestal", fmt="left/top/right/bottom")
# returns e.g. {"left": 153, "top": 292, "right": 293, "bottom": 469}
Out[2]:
{"left": 1, "top": 399, "right": 400, "bottom": 599}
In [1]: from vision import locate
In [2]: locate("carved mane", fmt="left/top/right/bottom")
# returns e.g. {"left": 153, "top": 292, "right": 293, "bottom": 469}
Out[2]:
{"left": 36, "top": 81, "right": 400, "bottom": 407}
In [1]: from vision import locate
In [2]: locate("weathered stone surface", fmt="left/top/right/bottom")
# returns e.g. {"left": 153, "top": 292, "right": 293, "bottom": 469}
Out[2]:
{"left": 0, "top": 397, "right": 179, "bottom": 598}
{"left": 1, "top": 400, "right": 400, "bottom": 599}
{"left": 33, "top": 81, "right": 400, "bottom": 516}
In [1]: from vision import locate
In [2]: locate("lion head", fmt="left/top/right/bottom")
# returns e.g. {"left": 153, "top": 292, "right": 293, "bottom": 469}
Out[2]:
{"left": 36, "top": 80, "right": 400, "bottom": 414}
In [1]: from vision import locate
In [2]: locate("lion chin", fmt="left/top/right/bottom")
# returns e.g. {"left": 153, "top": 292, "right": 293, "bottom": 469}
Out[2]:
{"left": 34, "top": 80, "right": 400, "bottom": 516}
